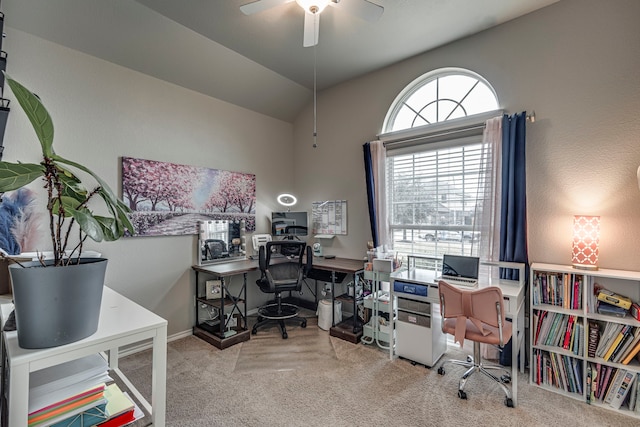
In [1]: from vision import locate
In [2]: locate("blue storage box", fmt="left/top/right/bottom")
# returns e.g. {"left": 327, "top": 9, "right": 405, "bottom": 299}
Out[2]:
{"left": 393, "top": 280, "right": 428, "bottom": 297}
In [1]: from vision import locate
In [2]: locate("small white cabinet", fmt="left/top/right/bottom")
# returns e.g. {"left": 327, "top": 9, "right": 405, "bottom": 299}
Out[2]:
{"left": 391, "top": 268, "right": 446, "bottom": 367}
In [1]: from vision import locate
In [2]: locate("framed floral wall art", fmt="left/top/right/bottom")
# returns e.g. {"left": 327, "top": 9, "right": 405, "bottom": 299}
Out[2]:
{"left": 121, "top": 157, "right": 256, "bottom": 236}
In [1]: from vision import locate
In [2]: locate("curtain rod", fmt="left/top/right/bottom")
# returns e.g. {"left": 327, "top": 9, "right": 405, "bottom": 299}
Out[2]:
{"left": 382, "top": 110, "right": 536, "bottom": 148}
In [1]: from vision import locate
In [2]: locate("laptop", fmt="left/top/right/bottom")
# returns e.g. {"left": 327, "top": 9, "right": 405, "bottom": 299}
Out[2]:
{"left": 441, "top": 254, "right": 480, "bottom": 287}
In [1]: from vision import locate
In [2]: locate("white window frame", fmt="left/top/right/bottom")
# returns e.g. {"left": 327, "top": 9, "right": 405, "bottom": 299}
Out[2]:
{"left": 379, "top": 68, "right": 501, "bottom": 263}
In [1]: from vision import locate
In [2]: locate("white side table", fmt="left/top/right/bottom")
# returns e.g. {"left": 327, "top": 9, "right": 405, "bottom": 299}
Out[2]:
{"left": 1, "top": 287, "right": 167, "bottom": 426}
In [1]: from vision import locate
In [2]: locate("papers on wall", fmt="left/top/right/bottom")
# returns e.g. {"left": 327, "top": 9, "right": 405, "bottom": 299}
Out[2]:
{"left": 312, "top": 200, "right": 347, "bottom": 235}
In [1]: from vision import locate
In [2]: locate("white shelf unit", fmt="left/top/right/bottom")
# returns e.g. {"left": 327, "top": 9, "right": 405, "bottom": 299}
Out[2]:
{"left": 361, "top": 258, "right": 396, "bottom": 359}
{"left": 0, "top": 287, "right": 168, "bottom": 426}
{"left": 530, "top": 263, "right": 640, "bottom": 419}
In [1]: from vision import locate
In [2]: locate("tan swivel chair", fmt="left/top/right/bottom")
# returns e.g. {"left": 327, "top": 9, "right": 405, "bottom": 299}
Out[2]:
{"left": 437, "top": 280, "right": 514, "bottom": 407}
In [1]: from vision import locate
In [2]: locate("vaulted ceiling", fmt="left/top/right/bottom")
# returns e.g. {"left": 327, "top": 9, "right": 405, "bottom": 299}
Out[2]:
{"left": 4, "top": 0, "right": 559, "bottom": 122}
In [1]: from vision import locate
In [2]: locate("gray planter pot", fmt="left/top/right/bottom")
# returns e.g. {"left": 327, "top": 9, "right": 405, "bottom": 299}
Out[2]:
{"left": 8, "top": 258, "right": 107, "bottom": 349}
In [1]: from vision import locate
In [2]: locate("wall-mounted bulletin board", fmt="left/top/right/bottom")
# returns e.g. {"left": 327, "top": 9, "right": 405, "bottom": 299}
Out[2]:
{"left": 312, "top": 200, "right": 347, "bottom": 235}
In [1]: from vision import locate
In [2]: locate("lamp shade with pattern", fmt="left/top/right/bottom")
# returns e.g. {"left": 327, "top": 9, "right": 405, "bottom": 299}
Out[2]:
{"left": 571, "top": 215, "right": 600, "bottom": 270}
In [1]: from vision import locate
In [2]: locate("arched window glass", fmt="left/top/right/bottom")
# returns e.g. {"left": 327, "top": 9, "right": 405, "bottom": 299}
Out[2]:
{"left": 383, "top": 68, "right": 499, "bottom": 133}
{"left": 380, "top": 69, "right": 500, "bottom": 261}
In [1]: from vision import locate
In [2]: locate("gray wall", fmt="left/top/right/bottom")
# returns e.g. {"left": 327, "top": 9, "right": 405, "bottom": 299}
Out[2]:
{"left": 293, "top": 0, "right": 640, "bottom": 271}
{"left": 3, "top": 29, "right": 294, "bottom": 338}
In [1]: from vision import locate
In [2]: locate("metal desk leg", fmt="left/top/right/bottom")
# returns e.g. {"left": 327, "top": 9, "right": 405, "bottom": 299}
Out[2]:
{"left": 331, "top": 271, "right": 336, "bottom": 327}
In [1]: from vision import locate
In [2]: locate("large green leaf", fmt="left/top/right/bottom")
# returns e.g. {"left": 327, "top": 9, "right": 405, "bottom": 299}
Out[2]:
{"left": 3, "top": 73, "right": 55, "bottom": 157}
{"left": 68, "top": 208, "right": 104, "bottom": 242}
{"left": 0, "top": 162, "right": 44, "bottom": 192}
{"left": 53, "top": 155, "right": 119, "bottom": 205}
{"left": 94, "top": 216, "right": 120, "bottom": 241}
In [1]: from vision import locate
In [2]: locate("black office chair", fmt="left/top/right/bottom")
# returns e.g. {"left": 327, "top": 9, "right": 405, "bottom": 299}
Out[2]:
{"left": 252, "top": 240, "right": 312, "bottom": 339}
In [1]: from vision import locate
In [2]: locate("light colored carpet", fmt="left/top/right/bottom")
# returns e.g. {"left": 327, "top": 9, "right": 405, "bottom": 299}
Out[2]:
{"left": 235, "top": 317, "right": 339, "bottom": 373}
{"left": 118, "top": 323, "right": 640, "bottom": 427}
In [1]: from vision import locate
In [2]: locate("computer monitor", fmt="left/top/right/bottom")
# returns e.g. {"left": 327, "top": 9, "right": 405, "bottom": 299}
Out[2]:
{"left": 271, "top": 211, "right": 308, "bottom": 237}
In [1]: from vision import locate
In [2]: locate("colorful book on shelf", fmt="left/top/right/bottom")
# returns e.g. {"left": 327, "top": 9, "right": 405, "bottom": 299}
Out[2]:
{"left": 29, "top": 395, "right": 106, "bottom": 427}
{"left": 28, "top": 384, "right": 106, "bottom": 421}
{"left": 548, "top": 313, "right": 564, "bottom": 347}
{"left": 534, "top": 310, "right": 548, "bottom": 345}
{"left": 612, "top": 327, "right": 640, "bottom": 363}
{"left": 629, "top": 373, "right": 639, "bottom": 412}
{"left": 604, "top": 324, "right": 632, "bottom": 362}
{"left": 563, "top": 315, "right": 576, "bottom": 350}
{"left": 571, "top": 358, "right": 583, "bottom": 394}
{"left": 596, "top": 323, "right": 624, "bottom": 358}
{"left": 102, "top": 383, "right": 135, "bottom": 419}
{"left": 591, "top": 363, "right": 600, "bottom": 403}
{"left": 587, "top": 321, "right": 600, "bottom": 358}
{"left": 95, "top": 409, "right": 135, "bottom": 427}
{"left": 49, "top": 402, "right": 109, "bottom": 427}
{"left": 604, "top": 368, "right": 622, "bottom": 405}
{"left": 621, "top": 338, "right": 640, "bottom": 365}
{"left": 597, "top": 289, "right": 633, "bottom": 310}
{"left": 609, "top": 369, "right": 636, "bottom": 409}
{"left": 597, "top": 301, "right": 628, "bottom": 318}
{"left": 598, "top": 366, "right": 613, "bottom": 402}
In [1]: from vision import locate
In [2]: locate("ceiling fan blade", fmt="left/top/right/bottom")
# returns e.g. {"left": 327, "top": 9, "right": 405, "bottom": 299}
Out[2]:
{"left": 240, "top": 0, "right": 293, "bottom": 15}
{"left": 330, "top": 0, "right": 384, "bottom": 22}
{"left": 303, "top": 11, "right": 320, "bottom": 47}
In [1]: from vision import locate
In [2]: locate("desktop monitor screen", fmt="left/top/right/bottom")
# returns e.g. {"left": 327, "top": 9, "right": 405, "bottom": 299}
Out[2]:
{"left": 271, "top": 211, "right": 308, "bottom": 236}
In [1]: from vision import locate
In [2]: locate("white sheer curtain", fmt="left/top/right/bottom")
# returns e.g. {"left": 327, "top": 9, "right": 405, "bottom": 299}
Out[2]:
{"left": 478, "top": 116, "right": 503, "bottom": 360}
{"left": 478, "top": 116, "right": 503, "bottom": 264}
{"left": 369, "top": 140, "right": 389, "bottom": 248}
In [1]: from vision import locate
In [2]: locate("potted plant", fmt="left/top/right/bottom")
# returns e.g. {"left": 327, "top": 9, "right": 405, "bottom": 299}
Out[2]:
{"left": 0, "top": 74, "right": 134, "bottom": 348}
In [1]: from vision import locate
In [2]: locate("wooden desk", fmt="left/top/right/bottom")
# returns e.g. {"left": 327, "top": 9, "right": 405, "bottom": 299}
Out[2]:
{"left": 311, "top": 257, "right": 365, "bottom": 343}
{"left": 1, "top": 287, "right": 167, "bottom": 427}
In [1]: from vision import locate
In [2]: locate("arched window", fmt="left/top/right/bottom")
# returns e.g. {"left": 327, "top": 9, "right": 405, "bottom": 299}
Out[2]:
{"left": 383, "top": 68, "right": 499, "bottom": 133}
{"left": 379, "top": 68, "right": 500, "bottom": 261}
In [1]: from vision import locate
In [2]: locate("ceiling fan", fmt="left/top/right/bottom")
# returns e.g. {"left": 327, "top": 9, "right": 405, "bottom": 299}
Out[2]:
{"left": 240, "top": 0, "right": 384, "bottom": 47}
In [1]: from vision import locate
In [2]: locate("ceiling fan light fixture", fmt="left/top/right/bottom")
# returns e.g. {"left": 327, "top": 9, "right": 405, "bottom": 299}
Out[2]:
{"left": 296, "top": 0, "right": 330, "bottom": 14}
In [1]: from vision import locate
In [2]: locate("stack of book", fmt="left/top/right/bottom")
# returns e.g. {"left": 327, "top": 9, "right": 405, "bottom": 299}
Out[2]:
{"left": 594, "top": 324, "right": 640, "bottom": 364}
{"left": 28, "top": 354, "right": 111, "bottom": 427}
{"left": 27, "top": 354, "right": 141, "bottom": 427}
{"left": 587, "top": 364, "right": 640, "bottom": 411}
{"left": 532, "top": 311, "right": 583, "bottom": 355}
{"left": 596, "top": 288, "right": 632, "bottom": 318}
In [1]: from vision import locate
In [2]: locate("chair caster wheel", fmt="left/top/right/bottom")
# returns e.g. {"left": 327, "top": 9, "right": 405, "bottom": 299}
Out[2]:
{"left": 282, "top": 332, "right": 288, "bottom": 339}
{"left": 466, "top": 355, "right": 473, "bottom": 363}
{"left": 458, "top": 390, "right": 467, "bottom": 400}
{"left": 501, "top": 374, "right": 511, "bottom": 384}
{"left": 437, "top": 367, "right": 445, "bottom": 375}
{"left": 301, "top": 321, "right": 307, "bottom": 328}
{"left": 252, "top": 328, "right": 257, "bottom": 335}
{"left": 505, "top": 398, "right": 514, "bottom": 407}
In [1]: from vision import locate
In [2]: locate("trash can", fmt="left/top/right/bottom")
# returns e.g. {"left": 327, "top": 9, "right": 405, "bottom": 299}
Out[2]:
{"left": 317, "top": 299, "right": 342, "bottom": 331}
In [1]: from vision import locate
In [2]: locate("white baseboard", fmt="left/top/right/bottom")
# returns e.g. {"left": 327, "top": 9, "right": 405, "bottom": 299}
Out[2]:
{"left": 118, "top": 309, "right": 261, "bottom": 358}
{"left": 117, "top": 329, "right": 193, "bottom": 358}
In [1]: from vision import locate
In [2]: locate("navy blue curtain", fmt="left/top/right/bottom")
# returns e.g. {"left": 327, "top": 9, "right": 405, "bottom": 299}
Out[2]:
{"left": 500, "top": 113, "right": 528, "bottom": 280}
{"left": 363, "top": 142, "right": 378, "bottom": 248}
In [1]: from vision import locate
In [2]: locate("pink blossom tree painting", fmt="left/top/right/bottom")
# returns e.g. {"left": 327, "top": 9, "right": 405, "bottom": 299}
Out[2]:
{"left": 122, "top": 157, "right": 256, "bottom": 236}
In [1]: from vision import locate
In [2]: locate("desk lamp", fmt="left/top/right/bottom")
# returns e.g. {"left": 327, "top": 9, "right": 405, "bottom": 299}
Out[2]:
{"left": 571, "top": 215, "right": 600, "bottom": 270}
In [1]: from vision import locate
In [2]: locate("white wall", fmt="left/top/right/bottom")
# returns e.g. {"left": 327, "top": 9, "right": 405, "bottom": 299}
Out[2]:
{"left": 2, "top": 29, "right": 295, "bottom": 337}
{"left": 294, "top": 0, "right": 640, "bottom": 271}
